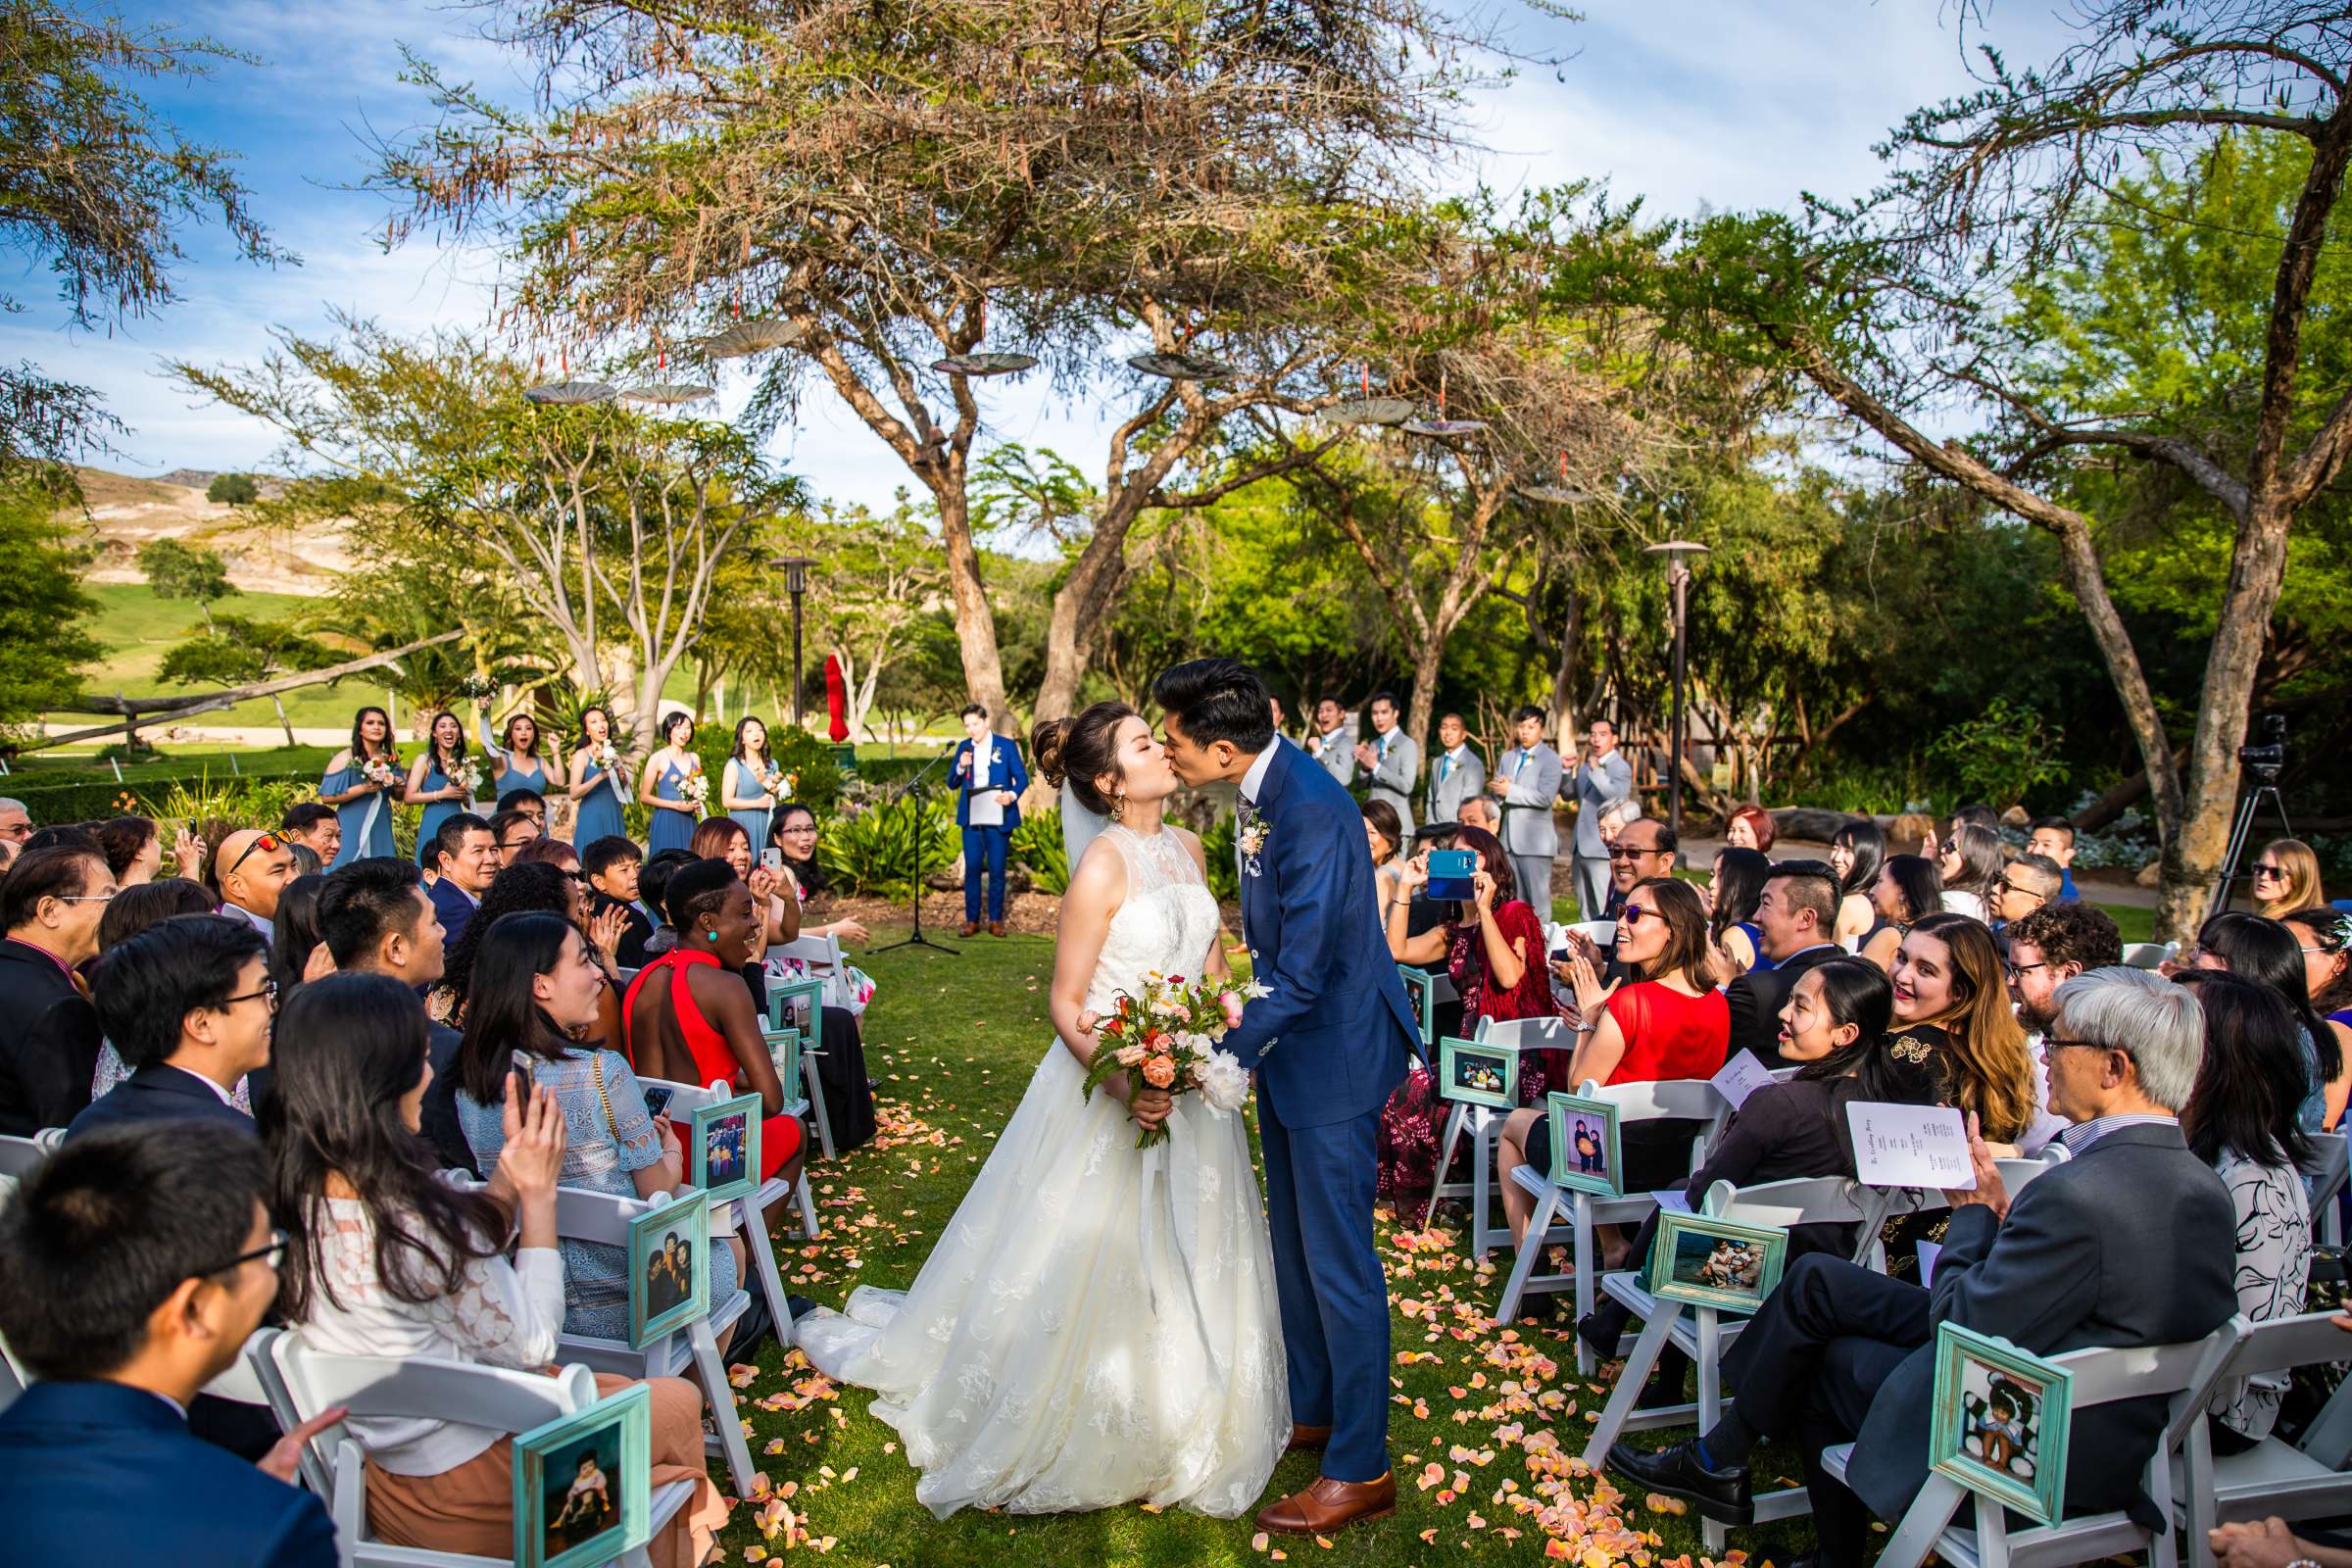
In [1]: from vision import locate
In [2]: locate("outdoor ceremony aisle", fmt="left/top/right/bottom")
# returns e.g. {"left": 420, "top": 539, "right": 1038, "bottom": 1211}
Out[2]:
{"left": 716, "top": 931, "right": 1814, "bottom": 1568}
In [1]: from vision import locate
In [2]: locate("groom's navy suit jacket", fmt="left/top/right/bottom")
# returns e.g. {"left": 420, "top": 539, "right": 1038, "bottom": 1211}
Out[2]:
{"left": 1224, "top": 739, "right": 1418, "bottom": 1128}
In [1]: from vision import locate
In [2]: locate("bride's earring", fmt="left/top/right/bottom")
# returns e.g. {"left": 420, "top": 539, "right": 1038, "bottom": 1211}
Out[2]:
{"left": 1112, "top": 793, "right": 1129, "bottom": 823}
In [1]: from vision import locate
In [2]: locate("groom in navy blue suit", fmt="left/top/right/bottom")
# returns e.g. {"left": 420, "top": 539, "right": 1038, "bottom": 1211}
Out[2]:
{"left": 1154, "top": 659, "right": 1418, "bottom": 1538}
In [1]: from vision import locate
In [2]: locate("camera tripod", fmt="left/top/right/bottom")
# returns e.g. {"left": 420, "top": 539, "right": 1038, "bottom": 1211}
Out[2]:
{"left": 2211, "top": 765, "right": 2293, "bottom": 916}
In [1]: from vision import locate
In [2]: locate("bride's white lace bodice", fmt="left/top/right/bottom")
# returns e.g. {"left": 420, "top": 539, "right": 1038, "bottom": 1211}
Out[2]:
{"left": 1084, "top": 824, "right": 1221, "bottom": 1014}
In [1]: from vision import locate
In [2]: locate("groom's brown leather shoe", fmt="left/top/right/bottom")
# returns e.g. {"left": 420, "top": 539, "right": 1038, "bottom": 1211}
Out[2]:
{"left": 1254, "top": 1472, "right": 1396, "bottom": 1536}
{"left": 1285, "top": 1423, "right": 1331, "bottom": 1453}
{"left": 959, "top": 920, "right": 979, "bottom": 937}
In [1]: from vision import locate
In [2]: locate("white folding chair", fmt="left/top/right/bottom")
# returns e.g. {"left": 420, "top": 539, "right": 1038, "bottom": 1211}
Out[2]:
{"left": 639, "top": 1075, "right": 816, "bottom": 1342}
{"left": 2306, "top": 1133, "right": 2348, "bottom": 1247}
{"left": 446, "top": 1176, "right": 761, "bottom": 1498}
{"left": 2178, "top": 1310, "right": 2352, "bottom": 1567}
{"left": 1494, "top": 1076, "right": 1724, "bottom": 1371}
{"left": 0, "top": 1132, "right": 52, "bottom": 1179}
{"left": 254, "top": 1327, "right": 694, "bottom": 1568}
{"left": 765, "top": 977, "right": 836, "bottom": 1161}
{"left": 1819, "top": 1319, "right": 2246, "bottom": 1568}
{"left": 1429, "top": 1015, "right": 1576, "bottom": 1259}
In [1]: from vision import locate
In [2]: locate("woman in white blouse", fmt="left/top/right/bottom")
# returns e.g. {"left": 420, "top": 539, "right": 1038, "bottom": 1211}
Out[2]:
{"left": 2175, "top": 968, "right": 2318, "bottom": 1452}
{"left": 267, "top": 972, "right": 729, "bottom": 1567}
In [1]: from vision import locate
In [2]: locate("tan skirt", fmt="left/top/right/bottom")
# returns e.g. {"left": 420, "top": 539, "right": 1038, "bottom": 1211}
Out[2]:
{"left": 364, "top": 1372, "right": 730, "bottom": 1568}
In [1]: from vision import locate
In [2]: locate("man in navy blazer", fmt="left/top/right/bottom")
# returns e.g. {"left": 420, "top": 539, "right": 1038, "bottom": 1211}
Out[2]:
{"left": 68, "top": 913, "right": 273, "bottom": 1143}
{"left": 951, "top": 703, "right": 1030, "bottom": 937}
{"left": 0, "top": 1122, "right": 338, "bottom": 1566}
{"left": 425, "top": 811, "right": 498, "bottom": 950}
{"left": 1156, "top": 659, "right": 1418, "bottom": 1539}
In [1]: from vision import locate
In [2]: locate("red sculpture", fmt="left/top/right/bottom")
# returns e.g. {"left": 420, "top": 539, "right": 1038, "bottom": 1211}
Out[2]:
{"left": 825, "top": 654, "right": 849, "bottom": 743}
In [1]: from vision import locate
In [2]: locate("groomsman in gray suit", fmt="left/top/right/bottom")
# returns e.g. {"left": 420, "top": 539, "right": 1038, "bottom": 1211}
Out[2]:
{"left": 1352, "top": 692, "right": 1419, "bottom": 835}
{"left": 1305, "top": 695, "right": 1357, "bottom": 789}
{"left": 1424, "top": 712, "right": 1486, "bottom": 829}
{"left": 1486, "top": 705, "right": 1562, "bottom": 915}
{"left": 1564, "top": 718, "right": 1634, "bottom": 921}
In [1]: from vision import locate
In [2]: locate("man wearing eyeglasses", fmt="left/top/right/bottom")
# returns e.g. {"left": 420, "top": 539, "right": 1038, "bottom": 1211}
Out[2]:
{"left": 1990, "top": 853, "right": 2064, "bottom": 931}
{"left": 0, "top": 1123, "right": 339, "bottom": 1566}
{"left": 214, "top": 830, "right": 297, "bottom": 940}
{"left": 0, "top": 797, "right": 28, "bottom": 845}
{"left": 0, "top": 845, "right": 116, "bottom": 1135}
{"left": 69, "top": 916, "right": 274, "bottom": 1142}
{"left": 1605, "top": 817, "right": 1678, "bottom": 917}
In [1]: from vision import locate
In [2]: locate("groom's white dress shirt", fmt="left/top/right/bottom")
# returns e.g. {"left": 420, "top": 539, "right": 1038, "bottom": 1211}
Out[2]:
{"left": 1241, "top": 744, "right": 1277, "bottom": 808}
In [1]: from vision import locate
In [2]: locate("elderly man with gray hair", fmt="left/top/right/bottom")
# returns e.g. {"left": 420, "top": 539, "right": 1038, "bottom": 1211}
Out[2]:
{"left": 1612, "top": 965, "right": 2237, "bottom": 1567}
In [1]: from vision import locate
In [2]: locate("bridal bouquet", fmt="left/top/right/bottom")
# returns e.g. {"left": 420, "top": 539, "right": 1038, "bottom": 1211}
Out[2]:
{"left": 1081, "top": 971, "right": 1265, "bottom": 1148}
{"left": 456, "top": 673, "right": 500, "bottom": 701}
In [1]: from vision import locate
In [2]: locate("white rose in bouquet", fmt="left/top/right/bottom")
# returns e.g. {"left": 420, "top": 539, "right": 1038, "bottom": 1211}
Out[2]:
{"left": 1190, "top": 1048, "right": 1251, "bottom": 1115}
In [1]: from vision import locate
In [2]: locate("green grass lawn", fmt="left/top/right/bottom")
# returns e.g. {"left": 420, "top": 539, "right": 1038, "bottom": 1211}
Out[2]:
{"left": 719, "top": 931, "right": 1809, "bottom": 1568}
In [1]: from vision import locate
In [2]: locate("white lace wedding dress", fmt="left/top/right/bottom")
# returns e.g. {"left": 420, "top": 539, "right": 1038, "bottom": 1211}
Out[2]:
{"left": 797, "top": 822, "right": 1289, "bottom": 1519}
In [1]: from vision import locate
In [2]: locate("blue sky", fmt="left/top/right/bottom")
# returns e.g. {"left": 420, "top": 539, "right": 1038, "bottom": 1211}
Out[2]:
{"left": 6, "top": 0, "right": 2077, "bottom": 511}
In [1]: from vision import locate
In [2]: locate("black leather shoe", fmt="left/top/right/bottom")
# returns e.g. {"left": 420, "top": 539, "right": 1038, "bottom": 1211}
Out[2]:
{"left": 1604, "top": 1439, "right": 1753, "bottom": 1525}
{"left": 1576, "top": 1310, "right": 1620, "bottom": 1365}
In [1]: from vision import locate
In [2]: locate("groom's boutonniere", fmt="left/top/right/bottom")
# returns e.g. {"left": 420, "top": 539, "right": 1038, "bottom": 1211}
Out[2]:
{"left": 1237, "top": 814, "right": 1270, "bottom": 877}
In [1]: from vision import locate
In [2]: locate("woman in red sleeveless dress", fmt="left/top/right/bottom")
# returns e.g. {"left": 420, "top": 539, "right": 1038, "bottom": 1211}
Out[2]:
{"left": 622, "top": 859, "right": 805, "bottom": 1183}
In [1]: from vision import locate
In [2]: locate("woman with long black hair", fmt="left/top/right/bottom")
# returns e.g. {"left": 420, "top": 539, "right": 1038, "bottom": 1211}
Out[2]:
{"left": 1829, "top": 818, "right": 1886, "bottom": 952}
{"left": 2194, "top": 909, "right": 2346, "bottom": 1134}
{"left": 1936, "top": 822, "right": 2004, "bottom": 921}
{"left": 268, "top": 971, "right": 727, "bottom": 1566}
{"left": 319, "top": 707, "right": 401, "bottom": 866}
{"left": 1864, "top": 854, "right": 1943, "bottom": 973}
{"left": 1706, "top": 846, "right": 1774, "bottom": 978}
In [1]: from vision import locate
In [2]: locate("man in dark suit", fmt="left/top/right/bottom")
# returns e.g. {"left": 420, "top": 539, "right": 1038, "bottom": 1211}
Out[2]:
{"left": 69, "top": 915, "right": 273, "bottom": 1142}
{"left": 0, "top": 844, "right": 116, "bottom": 1135}
{"left": 425, "top": 811, "right": 498, "bottom": 950}
{"left": 1609, "top": 967, "right": 2236, "bottom": 1566}
{"left": 0, "top": 1122, "right": 338, "bottom": 1566}
{"left": 952, "top": 704, "right": 1029, "bottom": 938}
{"left": 1724, "top": 858, "right": 1844, "bottom": 1065}
{"left": 319, "top": 857, "right": 473, "bottom": 1173}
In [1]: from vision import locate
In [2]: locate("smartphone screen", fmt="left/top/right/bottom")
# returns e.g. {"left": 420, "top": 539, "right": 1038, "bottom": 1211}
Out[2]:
{"left": 642, "top": 1085, "right": 674, "bottom": 1119}
{"left": 760, "top": 847, "right": 784, "bottom": 873}
{"left": 1425, "top": 849, "right": 1477, "bottom": 903}
{"left": 508, "top": 1049, "right": 537, "bottom": 1102}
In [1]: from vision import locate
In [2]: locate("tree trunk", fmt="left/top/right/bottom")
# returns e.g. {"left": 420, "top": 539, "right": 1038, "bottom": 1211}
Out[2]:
{"left": 270, "top": 692, "right": 296, "bottom": 748}
{"left": 934, "top": 486, "right": 1011, "bottom": 733}
{"left": 1547, "top": 587, "right": 1582, "bottom": 752}
{"left": 1033, "top": 541, "right": 1122, "bottom": 725}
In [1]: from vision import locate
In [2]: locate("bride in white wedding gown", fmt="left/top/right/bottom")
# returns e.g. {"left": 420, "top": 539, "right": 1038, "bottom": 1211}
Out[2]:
{"left": 796, "top": 704, "right": 1289, "bottom": 1519}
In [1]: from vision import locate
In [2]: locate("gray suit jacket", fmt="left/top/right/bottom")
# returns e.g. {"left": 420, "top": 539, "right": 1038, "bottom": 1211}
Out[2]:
{"left": 1565, "top": 750, "right": 1634, "bottom": 858}
{"left": 1363, "top": 728, "right": 1418, "bottom": 835}
{"left": 1847, "top": 1122, "right": 2236, "bottom": 1531}
{"left": 1308, "top": 725, "right": 1357, "bottom": 789}
{"left": 1494, "top": 744, "right": 1562, "bottom": 857}
{"left": 1427, "top": 745, "right": 1486, "bottom": 828}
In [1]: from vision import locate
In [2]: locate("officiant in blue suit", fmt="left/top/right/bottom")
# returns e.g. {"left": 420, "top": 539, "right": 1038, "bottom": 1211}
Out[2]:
{"left": 953, "top": 705, "right": 1030, "bottom": 938}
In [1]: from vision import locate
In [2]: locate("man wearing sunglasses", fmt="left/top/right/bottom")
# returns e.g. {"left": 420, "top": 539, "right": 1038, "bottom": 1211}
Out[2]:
{"left": 0, "top": 1122, "right": 338, "bottom": 1566}
{"left": 214, "top": 829, "right": 296, "bottom": 940}
{"left": 1990, "top": 853, "right": 2064, "bottom": 930}
{"left": 69, "top": 915, "right": 274, "bottom": 1142}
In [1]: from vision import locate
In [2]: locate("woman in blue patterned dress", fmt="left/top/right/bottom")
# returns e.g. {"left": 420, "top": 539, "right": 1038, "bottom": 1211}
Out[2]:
{"left": 567, "top": 703, "right": 630, "bottom": 847}
{"left": 403, "top": 710, "right": 478, "bottom": 866}
{"left": 721, "top": 715, "right": 780, "bottom": 853}
{"left": 320, "top": 706, "right": 401, "bottom": 866}
{"left": 475, "top": 699, "right": 560, "bottom": 801}
{"left": 638, "top": 711, "right": 703, "bottom": 857}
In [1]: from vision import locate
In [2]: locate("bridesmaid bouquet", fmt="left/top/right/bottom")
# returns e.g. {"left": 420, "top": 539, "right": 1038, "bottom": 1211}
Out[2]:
{"left": 1081, "top": 971, "right": 1264, "bottom": 1148}
{"left": 592, "top": 739, "right": 623, "bottom": 769}
{"left": 361, "top": 758, "right": 400, "bottom": 791}
{"left": 450, "top": 759, "right": 485, "bottom": 797}
{"left": 679, "top": 770, "right": 710, "bottom": 809}
{"left": 456, "top": 673, "right": 499, "bottom": 701}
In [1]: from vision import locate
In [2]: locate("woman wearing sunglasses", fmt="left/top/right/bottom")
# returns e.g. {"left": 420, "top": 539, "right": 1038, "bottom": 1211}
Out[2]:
{"left": 2252, "top": 837, "right": 2328, "bottom": 920}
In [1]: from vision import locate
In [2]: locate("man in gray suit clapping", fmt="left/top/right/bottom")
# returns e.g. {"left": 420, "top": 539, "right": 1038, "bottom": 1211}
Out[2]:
{"left": 1305, "top": 695, "right": 1356, "bottom": 789}
{"left": 1424, "top": 712, "right": 1486, "bottom": 828}
{"left": 1486, "top": 705, "right": 1562, "bottom": 917}
{"left": 1563, "top": 718, "right": 1634, "bottom": 921}
{"left": 1353, "top": 692, "right": 1419, "bottom": 836}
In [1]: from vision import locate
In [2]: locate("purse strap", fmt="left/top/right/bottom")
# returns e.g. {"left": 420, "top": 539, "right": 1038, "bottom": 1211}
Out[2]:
{"left": 590, "top": 1052, "right": 619, "bottom": 1138}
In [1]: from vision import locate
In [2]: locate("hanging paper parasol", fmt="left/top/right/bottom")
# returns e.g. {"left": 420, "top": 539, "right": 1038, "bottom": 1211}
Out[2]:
{"left": 825, "top": 655, "right": 849, "bottom": 744}
{"left": 524, "top": 380, "right": 617, "bottom": 406}
{"left": 1402, "top": 417, "right": 1488, "bottom": 438}
{"left": 1127, "top": 350, "right": 1237, "bottom": 383}
{"left": 703, "top": 318, "right": 807, "bottom": 359}
{"left": 933, "top": 352, "right": 1038, "bottom": 376}
{"left": 620, "top": 382, "right": 716, "bottom": 406}
{"left": 1326, "top": 397, "right": 1415, "bottom": 427}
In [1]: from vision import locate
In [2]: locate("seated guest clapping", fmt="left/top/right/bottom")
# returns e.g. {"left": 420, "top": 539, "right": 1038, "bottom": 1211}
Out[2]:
{"left": 454, "top": 912, "right": 747, "bottom": 1343}
{"left": 2174, "top": 969, "right": 2316, "bottom": 1452}
{"left": 0, "top": 1122, "right": 337, "bottom": 1567}
{"left": 1610, "top": 967, "right": 2236, "bottom": 1567}
{"left": 269, "top": 973, "right": 728, "bottom": 1567}
{"left": 70, "top": 914, "right": 273, "bottom": 1141}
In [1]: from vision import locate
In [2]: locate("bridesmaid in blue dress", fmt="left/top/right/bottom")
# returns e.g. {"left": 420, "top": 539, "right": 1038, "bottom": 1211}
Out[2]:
{"left": 476, "top": 700, "right": 560, "bottom": 801}
{"left": 320, "top": 706, "right": 401, "bottom": 866}
{"left": 566, "top": 703, "right": 630, "bottom": 847}
{"left": 402, "top": 710, "right": 477, "bottom": 866}
{"left": 639, "top": 711, "right": 703, "bottom": 856}
{"left": 721, "top": 715, "right": 780, "bottom": 853}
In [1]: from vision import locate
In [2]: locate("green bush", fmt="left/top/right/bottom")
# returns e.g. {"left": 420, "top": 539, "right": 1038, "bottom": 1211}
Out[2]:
{"left": 1201, "top": 812, "right": 1240, "bottom": 904}
{"left": 2, "top": 763, "right": 318, "bottom": 826}
{"left": 206, "top": 472, "right": 259, "bottom": 506}
{"left": 1010, "top": 806, "right": 1069, "bottom": 895}
{"left": 818, "top": 792, "right": 956, "bottom": 899}
{"left": 691, "top": 720, "right": 844, "bottom": 817}
{"left": 1927, "top": 698, "right": 2071, "bottom": 811}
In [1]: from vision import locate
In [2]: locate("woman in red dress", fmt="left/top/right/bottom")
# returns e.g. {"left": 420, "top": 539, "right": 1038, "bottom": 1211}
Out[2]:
{"left": 622, "top": 858, "right": 805, "bottom": 1191}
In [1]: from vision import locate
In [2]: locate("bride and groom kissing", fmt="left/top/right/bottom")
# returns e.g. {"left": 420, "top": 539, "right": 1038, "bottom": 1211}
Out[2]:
{"left": 796, "top": 659, "right": 1421, "bottom": 1537}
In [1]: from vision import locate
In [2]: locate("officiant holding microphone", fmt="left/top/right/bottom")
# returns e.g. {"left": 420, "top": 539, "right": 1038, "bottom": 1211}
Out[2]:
{"left": 954, "top": 705, "right": 1028, "bottom": 937}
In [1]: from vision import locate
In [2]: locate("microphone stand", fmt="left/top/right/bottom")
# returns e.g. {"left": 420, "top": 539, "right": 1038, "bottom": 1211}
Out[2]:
{"left": 873, "top": 742, "right": 959, "bottom": 956}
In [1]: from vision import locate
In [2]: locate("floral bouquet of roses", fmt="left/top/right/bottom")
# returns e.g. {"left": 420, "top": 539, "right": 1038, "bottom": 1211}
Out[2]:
{"left": 361, "top": 757, "right": 401, "bottom": 791}
{"left": 759, "top": 764, "right": 797, "bottom": 800}
{"left": 455, "top": 673, "right": 500, "bottom": 701}
{"left": 1080, "top": 970, "right": 1266, "bottom": 1148}
{"left": 678, "top": 768, "right": 710, "bottom": 811}
{"left": 592, "top": 739, "right": 623, "bottom": 769}
{"left": 450, "top": 759, "right": 485, "bottom": 798}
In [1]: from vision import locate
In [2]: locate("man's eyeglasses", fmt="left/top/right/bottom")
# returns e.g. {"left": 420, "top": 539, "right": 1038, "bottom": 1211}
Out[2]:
{"left": 1608, "top": 844, "right": 1667, "bottom": 860}
{"left": 0, "top": 821, "right": 28, "bottom": 842}
{"left": 2004, "top": 959, "right": 2049, "bottom": 982}
{"left": 220, "top": 977, "right": 281, "bottom": 1014}
{"left": 224, "top": 833, "right": 283, "bottom": 878}
{"left": 57, "top": 887, "right": 118, "bottom": 905}
{"left": 1998, "top": 879, "right": 2045, "bottom": 902}
{"left": 204, "top": 1227, "right": 290, "bottom": 1277}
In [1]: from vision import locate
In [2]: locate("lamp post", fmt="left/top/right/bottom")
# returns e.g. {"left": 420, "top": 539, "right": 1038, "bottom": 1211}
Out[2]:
{"left": 1642, "top": 540, "right": 1709, "bottom": 838}
{"left": 771, "top": 556, "right": 816, "bottom": 725}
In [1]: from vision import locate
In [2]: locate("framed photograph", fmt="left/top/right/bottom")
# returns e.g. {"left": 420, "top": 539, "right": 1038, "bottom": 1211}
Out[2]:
{"left": 766, "top": 977, "right": 825, "bottom": 1051}
{"left": 1397, "top": 964, "right": 1437, "bottom": 1048}
{"left": 513, "top": 1382, "right": 651, "bottom": 1568}
{"left": 1437, "top": 1035, "right": 1517, "bottom": 1110}
{"left": 761, "top": 1026, "right": 807, "bottom": 1115}
{"left": 687, "top": 1092, "right": 761, "bottom": 1207}
{"left": 1648, "top": 1210, "right": 1788, "bottom": 1315}
{"left": 1929, "top": 1322, "right": 2073, "bottom": 1525}
{"left": 626, "top": 1190, "right": 710, "bottom": 1349}
{"left": 1545, "top": 1090, "right": 1621, "bottom": 1198}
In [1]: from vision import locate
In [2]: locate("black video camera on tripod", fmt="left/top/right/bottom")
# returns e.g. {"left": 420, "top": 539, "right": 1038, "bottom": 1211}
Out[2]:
{"left": 2215, "top": 714, "right": 2292, "bottom": 912}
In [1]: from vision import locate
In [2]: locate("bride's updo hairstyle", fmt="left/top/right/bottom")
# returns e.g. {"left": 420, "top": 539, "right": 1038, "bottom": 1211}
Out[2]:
{"left": 1033, "top": 703, "right": 1141, "bottom": 817}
